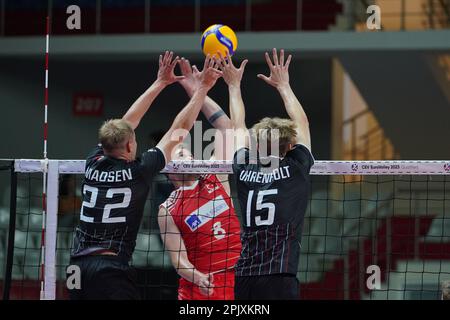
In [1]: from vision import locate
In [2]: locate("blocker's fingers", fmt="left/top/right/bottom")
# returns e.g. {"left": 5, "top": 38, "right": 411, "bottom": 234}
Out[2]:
{"left": 240, "top": 59, "right": 248, "bottom": 70}
{"left": 285, "top": 54, "right": 292, "bottom": 69}
{"left": 280, "top": 49, "right": 285, "bottom": 66}
{"left": 226, "top": 52, "right": 234, "bottom": 67}
{"left": 265, "top": 52, "right": 274, "bottom": 69}
{"left": 204, "top": 54, "right": 211, "bottom": 70}
{"left": 185, "top": 59, "right": 193, "bottom": 73}
{"left": 209, "top": 56, "right": 216, "bottom": 68}
{"left": 257, "top": 73, "right": 271, "bottom": 84}
{"left": 168, "top": 51, "right": 174, "bottom": 64}
{"left": 159, "top": 54, "right": 163, "bottom": 67}
{"left": 181, "top": 58, "right": 190, "bottom": 74}
{"left": 178, "top": 58, "right": 186, "bottom": 72}
{"left": 214, "top": 60, "right": 223, "bottom": 71}
{"left": 211, "top": 68, "right": 223, "bottom": 77}
{"left": 163, "top": 50, "right": 169, "bottom": 64}
{"left": 170, "top": 56, "right": 179, "bottom": 69}
{"left": 216, "top": 62, "right": 225, "bottom": 72}
{"left": 216, "top": 51, "right": 225, "bottom": 65}
{"left": 272, "top": 48, "right": 279, "bottom": 66}
{"left": 192, "top": 65, "right": 199, "bottom": 74}
{"left": 216, "top": 59, "right": 224, "bottom": 71}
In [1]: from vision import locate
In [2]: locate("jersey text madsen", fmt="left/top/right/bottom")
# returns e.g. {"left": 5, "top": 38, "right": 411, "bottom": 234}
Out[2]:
{"left": 239, "top": 166, "right": 291, "bottom": 183}
{"left": 85, "top": 167, "right": 133, "bottom": 182}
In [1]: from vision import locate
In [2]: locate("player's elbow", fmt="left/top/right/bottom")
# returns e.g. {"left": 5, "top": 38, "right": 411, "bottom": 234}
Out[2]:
{"left": 296, "top": 115, "right": 309, "bottom": 129}
{"left": 173, "top": 258, "right": 191, "bottom": 277}
{"left": 232, "top": 119, "right": 247, "bottom": 131}
{"left": 172, "top": 113, "right": 194, "bottom": 132}
{"left": 217, "top": 118, "right": 233, "bottom": 131}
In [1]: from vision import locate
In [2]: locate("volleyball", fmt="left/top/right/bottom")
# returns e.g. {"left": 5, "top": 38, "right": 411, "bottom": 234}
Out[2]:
{"left": 201, "top": 24, "right": 238, "bottom": 58}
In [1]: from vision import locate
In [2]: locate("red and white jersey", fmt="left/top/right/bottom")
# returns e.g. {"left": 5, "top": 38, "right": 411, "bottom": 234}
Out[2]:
{"left": 161, "top": 174, "right": 242, "bottom": 274}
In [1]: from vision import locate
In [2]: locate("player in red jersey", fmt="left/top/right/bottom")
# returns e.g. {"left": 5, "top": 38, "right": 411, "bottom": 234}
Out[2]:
{"left": 158, "top": 58, "right": 242, "bottom": 300}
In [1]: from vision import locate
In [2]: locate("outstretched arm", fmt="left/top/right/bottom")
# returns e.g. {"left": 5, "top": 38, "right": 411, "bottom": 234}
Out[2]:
{"left": 178, "top": 58, "right": 232, "bottom": 131}
{"left": 258, "top": 48, "right": 311, "bottom": 150}
{"left": 158, "top": 207, "right": 214, "bottom": 296}
{"left": 178, "top": 58, "right": 233, "bottom": 163}
{"left": 156, "top": 56, "right": 222, "bottom": 162}
{"left": 122, "top": 51, "right": 183, "bottom": 130}
{"left": 217, "top": 53, "right": 249, "bottom": 151}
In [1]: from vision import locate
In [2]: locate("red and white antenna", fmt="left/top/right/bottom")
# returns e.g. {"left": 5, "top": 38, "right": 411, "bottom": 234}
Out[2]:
{"left": 44, "top": 15, "right": 49, "bottom": 159}
{"left": 40, "top": 16, "right": 50, "bottom": 300}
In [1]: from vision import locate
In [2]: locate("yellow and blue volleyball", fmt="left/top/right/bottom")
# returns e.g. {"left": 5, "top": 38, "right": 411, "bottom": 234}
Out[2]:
{"left": 201, "top": 24, "right": 238, "bottom": 58}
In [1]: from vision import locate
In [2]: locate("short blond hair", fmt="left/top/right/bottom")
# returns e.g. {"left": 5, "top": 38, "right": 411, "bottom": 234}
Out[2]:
{"left": 252, "top": 117, "right": 297, "bottom": 156}
{"left": 99, "top": 119, "right": 134, "bottom": 152}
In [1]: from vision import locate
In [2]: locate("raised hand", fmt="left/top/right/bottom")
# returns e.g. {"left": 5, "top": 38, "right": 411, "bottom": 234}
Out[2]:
{"left": 157, "top": 51, "right": 184, "bottom": 86}
{"left": 194, "top": 54, "right": 223, "bottom": 91}
{"left": 177, "top": 58, "right": 198, "bottom": 94}
{"left": 216, "top": 51, "right": 248, "bottom": 87}
{"left": 257, "top": 48, "right": 292, "bottom": 89}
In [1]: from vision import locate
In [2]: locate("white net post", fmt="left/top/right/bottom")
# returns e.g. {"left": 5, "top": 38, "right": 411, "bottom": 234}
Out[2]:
{"left": 13, "top": 159, "right": 59, "bottom": 300}
{"left": 42, "top": 160, "right": 59, "bottom": 300}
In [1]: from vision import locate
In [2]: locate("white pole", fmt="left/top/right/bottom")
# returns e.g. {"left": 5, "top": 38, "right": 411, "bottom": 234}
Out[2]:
{"left": 43, "top": 160, "right": 59, "bottom": 300}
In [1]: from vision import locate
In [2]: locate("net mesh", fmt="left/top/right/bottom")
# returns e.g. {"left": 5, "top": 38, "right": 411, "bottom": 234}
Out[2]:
{"left": 2, "top": 160, "right": 450, "bottom": 300}
{"left": 0, "top": 170, "right": 43, "bottom": 299}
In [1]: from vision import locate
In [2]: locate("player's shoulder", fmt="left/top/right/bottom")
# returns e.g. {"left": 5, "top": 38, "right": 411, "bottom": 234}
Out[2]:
{"left": 233, "top": 147, "right": 250, "bottom": 162}
{"left": 160, "top": 189, "right": 182, "bottom": 213}
{"left": 86, "top": 144, "right": 105, "bottom": 167}
{"left": 130, "top": 147, "right": 167, "bottom": 185}
{"left": 233, "top": 147, "right": 257, "bottom": 172}
{"left": 284, "top": 144, "right": 315, "bottom": 172}
{"left": 136, "top": 147, "right": 166, "bottom": 171}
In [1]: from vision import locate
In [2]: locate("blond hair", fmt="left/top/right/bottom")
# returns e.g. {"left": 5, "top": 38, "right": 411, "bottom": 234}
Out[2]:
{"left": 98, "top": 119, "right": 134, "bottom": 152}
{"left": 252, "top": 117, "right": 297, "bottom": 156}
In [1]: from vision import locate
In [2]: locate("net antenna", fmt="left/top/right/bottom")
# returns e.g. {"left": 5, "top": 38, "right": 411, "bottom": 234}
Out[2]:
{"left": 40, "top": 16, "right": 50, "bottom": 300}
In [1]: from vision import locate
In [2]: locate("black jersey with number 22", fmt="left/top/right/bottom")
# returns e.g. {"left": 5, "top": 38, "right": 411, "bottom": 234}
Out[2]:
{"left": 71, "top": 145, "right": 165, "bottom": 261}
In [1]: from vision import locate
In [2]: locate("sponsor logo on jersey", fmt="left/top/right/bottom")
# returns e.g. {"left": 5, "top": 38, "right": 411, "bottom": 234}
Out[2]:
{"left": 184, "top": 195, "right": 230, "bottom": 231}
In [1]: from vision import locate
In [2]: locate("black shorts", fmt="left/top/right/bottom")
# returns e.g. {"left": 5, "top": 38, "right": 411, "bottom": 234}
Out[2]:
{"left": 68, "top": 255, "right": 140, "bottom": 300}
{"left": 235, "top": 274, "right": 299, "bottom": 300}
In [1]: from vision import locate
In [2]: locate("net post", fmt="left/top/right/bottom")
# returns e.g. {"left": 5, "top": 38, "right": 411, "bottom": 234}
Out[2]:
{"left": 2, "top": 161, "right": 17, "bottom": 300}
{"left": 42, "top": 160, "right": 59, "bottom": 300}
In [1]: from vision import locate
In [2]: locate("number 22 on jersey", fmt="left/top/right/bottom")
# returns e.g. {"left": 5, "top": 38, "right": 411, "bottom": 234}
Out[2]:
{"left": 80, "top": 185, "right": 131, "bottom": 223}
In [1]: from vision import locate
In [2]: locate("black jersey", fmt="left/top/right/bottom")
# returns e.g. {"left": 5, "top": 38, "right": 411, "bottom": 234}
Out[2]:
{"left": 232, "top": 144, "right": 314, "bottom": 276}
{"left": 71, "top": 145, "right": 166, "bottom": 261}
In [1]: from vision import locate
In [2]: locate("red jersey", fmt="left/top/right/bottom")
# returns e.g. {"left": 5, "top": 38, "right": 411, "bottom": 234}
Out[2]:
{"left": 161, "top": 174, "right": 242, "bottom": 274}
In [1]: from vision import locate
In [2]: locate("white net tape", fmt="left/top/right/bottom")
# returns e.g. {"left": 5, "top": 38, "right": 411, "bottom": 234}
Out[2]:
{"left": 10, "top": 159, "right": 450, "bottom": 300}
{"left": 14, "top": 159, "right": 450, "bottom": 175}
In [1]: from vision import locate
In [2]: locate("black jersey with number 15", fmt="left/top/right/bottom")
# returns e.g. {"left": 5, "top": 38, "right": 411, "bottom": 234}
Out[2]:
{"left": 232, "top": 144, "right": 314, "bottom": 276}
{"left": 71, "top": 145, "right": 166, "bottom": 261}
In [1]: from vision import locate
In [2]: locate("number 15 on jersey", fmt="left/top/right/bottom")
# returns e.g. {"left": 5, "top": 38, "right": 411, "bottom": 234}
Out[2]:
{"left": 245, "top": 189, "right": 278, "bottom": 227}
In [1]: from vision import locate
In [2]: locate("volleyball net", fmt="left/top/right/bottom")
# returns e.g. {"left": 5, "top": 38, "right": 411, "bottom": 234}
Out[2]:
{"left": 1, "top": 159, "right": 449, "bottom": 300}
